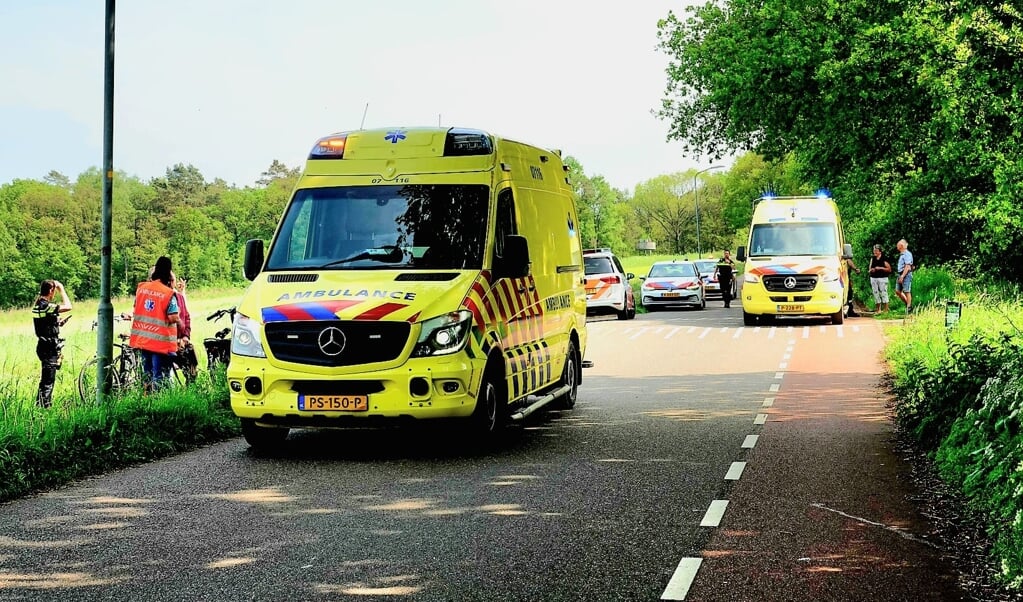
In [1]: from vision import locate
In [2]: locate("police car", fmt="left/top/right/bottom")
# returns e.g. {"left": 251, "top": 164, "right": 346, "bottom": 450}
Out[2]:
{"left": 583, "top": 248, "right": 635, "bottom": 320}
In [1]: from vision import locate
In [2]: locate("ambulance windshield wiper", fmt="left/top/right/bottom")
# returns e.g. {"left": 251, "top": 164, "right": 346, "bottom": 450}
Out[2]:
{"left": 317, "top": 246, "right": 405, "bottom": 269}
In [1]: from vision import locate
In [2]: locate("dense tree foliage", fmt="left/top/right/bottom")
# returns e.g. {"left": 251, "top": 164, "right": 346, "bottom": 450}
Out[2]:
{"left": 0, "top": 163, "right": 297, "bottom": 309}
{"left": 657, "top": 0, "right": 1023, "bottom": 282}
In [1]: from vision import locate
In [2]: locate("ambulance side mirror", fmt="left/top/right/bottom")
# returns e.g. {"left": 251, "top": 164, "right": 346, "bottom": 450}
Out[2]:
{"left": 244, "top": 239, "right": 265, "bottom": 281}
{"left": 842, "top": 243, "right": 853, "bottom": 260}
{"left": 737, "top": 246, "right": 746, "bottom": 262}
{"left": 495, "top": 235, "right": 530, "bottom": 279}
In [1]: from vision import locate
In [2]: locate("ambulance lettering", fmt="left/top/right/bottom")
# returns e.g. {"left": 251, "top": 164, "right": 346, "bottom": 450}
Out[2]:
{"left": 276, "top": 289, "right": 417, "bottom": 303}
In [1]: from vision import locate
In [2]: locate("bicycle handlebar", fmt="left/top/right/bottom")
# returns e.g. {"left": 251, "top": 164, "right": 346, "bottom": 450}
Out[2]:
{"left": 207, "top": 307, "right": 237, "bottom": 322}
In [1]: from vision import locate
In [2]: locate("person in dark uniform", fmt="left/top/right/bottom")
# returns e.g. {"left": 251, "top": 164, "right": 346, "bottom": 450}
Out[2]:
{"left": 32, "top": 279, "right": 73, "bottom": 408}
{"left": 713, "top": 250, "right": 736, "bottom": 308}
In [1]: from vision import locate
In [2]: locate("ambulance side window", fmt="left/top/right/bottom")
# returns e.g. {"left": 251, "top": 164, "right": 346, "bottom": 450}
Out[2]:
{"left": 494, "top": 188, "right": 517, "bottom": 260}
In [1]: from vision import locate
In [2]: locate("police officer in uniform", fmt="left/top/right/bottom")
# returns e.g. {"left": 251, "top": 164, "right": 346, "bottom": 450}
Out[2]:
{"left": 32, "top": 279, "right": 72, "bottom": 408}
{"left": 714, "top": 250, "right": 736, "bottom": 308}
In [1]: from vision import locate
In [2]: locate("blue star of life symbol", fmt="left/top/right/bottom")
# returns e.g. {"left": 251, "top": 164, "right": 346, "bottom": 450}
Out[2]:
{"left": 145, "top": 299, "right": 156, "bottom": 311}
{"left": 384, "top": 129, "right": 407, "bottom": 144}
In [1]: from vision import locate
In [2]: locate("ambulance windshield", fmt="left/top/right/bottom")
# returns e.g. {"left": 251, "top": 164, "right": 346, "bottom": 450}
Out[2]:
{"left": 265, "top": 185, "right": 489, "bottom": 270}
{"left": 749, "top": 223, "right": 838, "bottom": 257}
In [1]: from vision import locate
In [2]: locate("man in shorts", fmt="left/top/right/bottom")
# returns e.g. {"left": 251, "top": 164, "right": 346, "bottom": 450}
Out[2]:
{"left": 894, "top": 239, "right": 914, "bottom": 313}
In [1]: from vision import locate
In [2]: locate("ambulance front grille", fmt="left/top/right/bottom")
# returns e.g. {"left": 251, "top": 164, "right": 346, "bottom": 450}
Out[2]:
{"left": 265, "top": 320, "right": 410, "bottom": 367}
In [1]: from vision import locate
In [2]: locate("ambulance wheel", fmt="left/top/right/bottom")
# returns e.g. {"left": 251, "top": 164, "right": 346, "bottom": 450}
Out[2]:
{"left": 471, "top": 364, "right": 505, "bottom": 436}
{"left": 743, "top": 311, "right": 758, "bottom": 326}
{"left": 557, "top": 340, "right": 580, "bottom": 410}
{"left": 831, "top": 309, "right": 845, "bottom": 325}
{"left": 240, "top": 418, "right": 289, "bottom": 451}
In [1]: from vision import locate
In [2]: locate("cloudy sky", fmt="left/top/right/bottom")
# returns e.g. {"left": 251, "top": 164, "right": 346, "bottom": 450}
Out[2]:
{"left": 1, "top": 1, "right": 715, "bottom": 193}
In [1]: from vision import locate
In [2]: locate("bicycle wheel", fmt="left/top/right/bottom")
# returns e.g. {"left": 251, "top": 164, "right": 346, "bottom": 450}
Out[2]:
{"left": 78, "top": 357, "right": 121, "bottom": 405}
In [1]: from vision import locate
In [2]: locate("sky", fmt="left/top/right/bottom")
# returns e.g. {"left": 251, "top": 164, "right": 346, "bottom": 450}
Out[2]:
{"left": 0, "top": 1, "right": 715, "bottom": 193}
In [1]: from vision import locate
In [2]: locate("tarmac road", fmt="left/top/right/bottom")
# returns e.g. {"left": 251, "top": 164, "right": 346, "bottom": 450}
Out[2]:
{"left": 0, "top": 305, "right": 965, "bottom": 601}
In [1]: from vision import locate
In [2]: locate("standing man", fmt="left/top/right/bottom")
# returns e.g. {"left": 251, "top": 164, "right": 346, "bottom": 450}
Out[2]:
{"left": 129, "top": 256, "right": 180, "bottom": 391}
{"left": 32, "top": 279, "right": 73, "bottom": 408}
{"left": 845, "top": 255, "right": 863, "bottom": 317}
{"left": 868, "top": 244, "right": 893, "bottom": 313}
{"left": 895, "top": 239, "right": 914, "bottom": 314}
{"left": 714, "top": 250, "right": 736, "bottom": 308}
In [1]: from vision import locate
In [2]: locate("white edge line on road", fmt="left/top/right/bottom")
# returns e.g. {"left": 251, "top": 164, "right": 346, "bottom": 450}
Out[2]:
{"left": 783, "top": 353, "right": 791, "bottom": 360}
{"left": 774, "top": 372, "right": 784, "bottom": 379}
{"left": 700, "top": 500, "right": 729, "bottom": 527}
{"left": 754, "top": 413, "right": 768, "bottom": 425}
{"left": 661, "top": 558, "right": 703, "bottom": 601}
{"left": 769, "top": 384, "right": 780, "bottom": 392}
{"left": 762, "top": 397, "right": 774, "bottom": 407}
{"left": 779, "top": 362, "right": 788, "bottom": 370}
{"left": 665, "top": 327, "right": 681, "bottom": 340}
{"left": 698, "top": 327, "right": 712, "bottom": 339}
{"left": 742, "top": 434, "right": 759, "bottom": 448}
{"left": 724, "top": 461, "right": 746, "bottom": 480}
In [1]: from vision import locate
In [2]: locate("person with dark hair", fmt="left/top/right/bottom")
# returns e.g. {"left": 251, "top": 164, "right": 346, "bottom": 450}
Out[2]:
{"left": 129, "top": 256, "right": 180, "bottom": 390}
{"left": 868, "top": 244, "right": 893, "bottom": 313}
{"left": 32, "top": 279, "right": 72, "bottom": 408}
{"left": 713, "top": 250, "right": 736, "bottom": 308}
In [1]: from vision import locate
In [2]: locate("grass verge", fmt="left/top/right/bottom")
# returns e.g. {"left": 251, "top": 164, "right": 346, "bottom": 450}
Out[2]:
{"left": 0, "top": 369, "right": 239, "bottom": 504}
{"left": 885, "top": 286, "right": 1023, "bottom": 590}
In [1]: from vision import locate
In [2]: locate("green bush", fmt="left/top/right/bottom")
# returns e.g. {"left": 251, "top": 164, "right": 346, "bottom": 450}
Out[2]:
{"left": 887, "top": 294, "right": 1023, "bottom": 589}
{"left": 934, "top": 357, "right": 1023, "bottom": 588}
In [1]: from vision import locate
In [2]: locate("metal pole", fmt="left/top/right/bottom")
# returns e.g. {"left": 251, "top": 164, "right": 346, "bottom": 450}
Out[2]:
{"left": 693, "top": 165, "right": 725, "bottom": 258}
{"left": 96, "top": 0, "right": 116, "bottom": 402}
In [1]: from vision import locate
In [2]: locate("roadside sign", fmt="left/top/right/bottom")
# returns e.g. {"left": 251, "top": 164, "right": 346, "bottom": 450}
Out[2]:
{"left": 945, "top": 301, "right": 962, "bottom": 329}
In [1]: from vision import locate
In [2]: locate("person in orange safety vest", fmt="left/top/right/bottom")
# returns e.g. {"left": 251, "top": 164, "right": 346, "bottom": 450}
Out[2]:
{"left": 129, "top": 256, "right": 181, "bottom": 390}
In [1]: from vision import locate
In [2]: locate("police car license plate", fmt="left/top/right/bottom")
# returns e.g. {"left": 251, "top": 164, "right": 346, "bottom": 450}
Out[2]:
{"left": 662, "top": 292, "right": 681, "bottom": 298}
{"left": 777, "top": 304, "right": 804, "bottom": 312}
{"left": 298, "top": 395, "right": 368, "bottom": 411}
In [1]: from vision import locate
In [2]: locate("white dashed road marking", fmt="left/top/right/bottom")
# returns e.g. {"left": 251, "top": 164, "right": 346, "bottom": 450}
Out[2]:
{"left": 665, "top": 327, "right": 681, "bottom": 340}
{"left": 769, "top": 384, "right": 780, "bottom": 392}
{"left": 700, "top": 500, "right": 729, "bottom": 527}
{"left": 762, "top": 397, "right": 774, "bottom": 407}
{"left": 661, "top": 558, "right": 703, "bottom": 601}
{"left": 698, "top": 327, "right": 712, "bottom": 339}
{"left": 725, "top": 462, "right": 746, "bottom": 480}
{"left": 754, "top": 413, "right": 768, "bottom": 425}
{"left": 742, "top": 434, "right": 760, "bottom": 448}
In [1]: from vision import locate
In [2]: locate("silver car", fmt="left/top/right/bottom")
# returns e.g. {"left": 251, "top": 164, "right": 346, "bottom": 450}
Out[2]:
{"left": 640, "top": 260, "right": 706, "bottom": 310}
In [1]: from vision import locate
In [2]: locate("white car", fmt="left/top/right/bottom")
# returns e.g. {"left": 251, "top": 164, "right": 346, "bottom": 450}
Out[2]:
{"left": 640, "top": 260, "right": 706, "bottom": 310}
{"left": 583, "top": 249, "right": 636, "bottom": 320}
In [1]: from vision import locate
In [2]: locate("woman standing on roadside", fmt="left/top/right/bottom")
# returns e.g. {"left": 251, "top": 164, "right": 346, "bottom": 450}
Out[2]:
{"left": 32, "top": 279, "right": 73, "bottom": 408}
{"left": 868, "top": 244, "right": 893, "bottom": 313}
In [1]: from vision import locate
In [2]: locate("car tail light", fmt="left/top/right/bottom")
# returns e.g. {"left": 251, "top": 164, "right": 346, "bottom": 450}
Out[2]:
{"left": 599, "top": 275, "right": 620, "bottom": 285}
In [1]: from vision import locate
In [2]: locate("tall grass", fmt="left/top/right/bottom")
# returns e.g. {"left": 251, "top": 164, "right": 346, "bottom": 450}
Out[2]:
{"left": 885, "top": 285, "right": 1023, "bottom": 589}
{"left": 0, "top": 286, "right": 247, "bottom": 502}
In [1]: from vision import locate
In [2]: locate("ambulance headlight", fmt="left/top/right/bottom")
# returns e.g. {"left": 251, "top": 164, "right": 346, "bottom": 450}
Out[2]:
{"left": 231, "top": 313, "right": 267, "bottom": 358}
{"left": 820, "top": 269, "right": 840, "bottom": 282}
{"left": 744, "top": 272, "right": 761, "bottom": 284}
{"left": 413, "top": 310, "right": 473, "bottom": 357}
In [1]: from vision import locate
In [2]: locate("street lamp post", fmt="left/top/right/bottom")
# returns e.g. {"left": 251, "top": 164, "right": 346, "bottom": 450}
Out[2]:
{"left": 693, "top": 165, "right": 725, "bottom": 257}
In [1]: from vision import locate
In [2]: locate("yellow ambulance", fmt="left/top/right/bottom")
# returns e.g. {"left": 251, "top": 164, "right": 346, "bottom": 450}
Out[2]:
{"left": 227, "top": 127, "right": 588, "bottom": 449}
{"left": 736, "top": 194, "right": 853, "bottom": 326}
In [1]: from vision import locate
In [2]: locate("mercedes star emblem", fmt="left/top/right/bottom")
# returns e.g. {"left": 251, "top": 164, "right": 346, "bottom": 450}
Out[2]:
{"left": 783, "top": 276, "right": 797, "bottom": 289}
{"left": 317, "top": 326, "right": 346, "bottom": 356}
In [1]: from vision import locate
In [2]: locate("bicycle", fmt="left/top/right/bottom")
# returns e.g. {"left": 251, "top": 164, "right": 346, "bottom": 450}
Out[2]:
{"left": 204, "top": 306, "right": 236, "bottom": 372}
{"left": 77, "top": 316, "right": 184, "bottom": 404}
